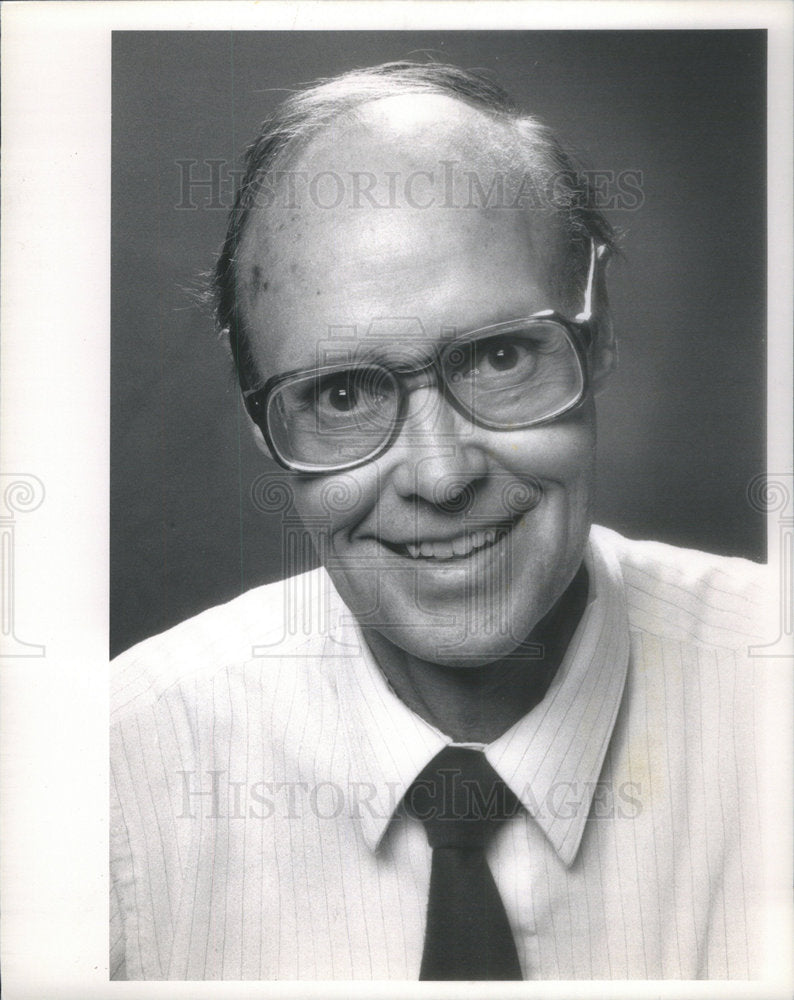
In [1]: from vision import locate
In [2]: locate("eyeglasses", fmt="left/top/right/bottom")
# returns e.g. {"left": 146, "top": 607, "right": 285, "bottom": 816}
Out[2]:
{"left": 243, "top": 242, "right": 604, "bottom": 474}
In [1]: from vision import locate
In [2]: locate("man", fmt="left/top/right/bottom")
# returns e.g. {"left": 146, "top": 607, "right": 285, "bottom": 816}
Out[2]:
{"left": 111, "top": 62, "right": 771, "bottom": 980}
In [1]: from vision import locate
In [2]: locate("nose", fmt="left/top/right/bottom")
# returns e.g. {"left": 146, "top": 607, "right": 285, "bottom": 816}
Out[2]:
{"left": 387, "top": 385, "right": 488, "bottom": 506}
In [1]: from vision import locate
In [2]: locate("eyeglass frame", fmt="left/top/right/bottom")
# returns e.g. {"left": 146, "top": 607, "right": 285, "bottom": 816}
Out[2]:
{"left": 242, "top": 240, "right": 606, "bottom": 474}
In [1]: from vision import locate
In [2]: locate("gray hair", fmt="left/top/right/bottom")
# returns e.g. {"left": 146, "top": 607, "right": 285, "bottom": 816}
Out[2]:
{"left": 213, "top": 61, "right": 617, "bottom": 389}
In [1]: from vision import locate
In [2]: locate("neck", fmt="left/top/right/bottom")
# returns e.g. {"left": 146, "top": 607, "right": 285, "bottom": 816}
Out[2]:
{"left": 362, "top": 565, "right": 589, "bottom": 744}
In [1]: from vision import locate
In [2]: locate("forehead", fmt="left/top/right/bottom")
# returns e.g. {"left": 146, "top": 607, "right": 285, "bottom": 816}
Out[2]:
{"left": 237, "top": 96, "right": 568, "bottom": 377}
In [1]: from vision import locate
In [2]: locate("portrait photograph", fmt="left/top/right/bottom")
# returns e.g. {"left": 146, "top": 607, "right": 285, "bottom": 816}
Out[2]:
{"left": 1, "top": 3, "right": 792, "bottom": 998}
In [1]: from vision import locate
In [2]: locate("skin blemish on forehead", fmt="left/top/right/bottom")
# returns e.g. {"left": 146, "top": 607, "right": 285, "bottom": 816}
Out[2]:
{"left": 242, "top": 265, "right": 271, "bottom": 320}
{"left": 250, "top": 264, "right": 268, "bottom": 294}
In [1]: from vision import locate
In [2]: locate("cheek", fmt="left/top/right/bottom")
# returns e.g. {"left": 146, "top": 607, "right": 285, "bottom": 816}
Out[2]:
{"left": 289, "top": 470, "right": 381, "bottom": 539}
{"left": 493, "top": 410, "right": 597, "bottom": 486}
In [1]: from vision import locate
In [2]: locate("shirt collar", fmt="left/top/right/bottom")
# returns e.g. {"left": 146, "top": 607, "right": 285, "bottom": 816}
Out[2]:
{"left": 329, "top": 607, "right": 449, "bottom": 852}
{"left": 330, "top": 525, "right": 630, "bottom": 864}
{"left": 485, "top": 525, "right": 630, "bottom": 866}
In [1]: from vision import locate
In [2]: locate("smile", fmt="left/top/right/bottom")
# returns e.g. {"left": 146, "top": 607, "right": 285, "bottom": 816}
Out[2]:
{"left": 382, "top": 521, "right": 518, "bottom": 562}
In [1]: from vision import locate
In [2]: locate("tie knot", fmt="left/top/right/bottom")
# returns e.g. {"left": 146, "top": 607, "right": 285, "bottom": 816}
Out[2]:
{"left": 404, "top": 746, "right": 521, "bottom": 849}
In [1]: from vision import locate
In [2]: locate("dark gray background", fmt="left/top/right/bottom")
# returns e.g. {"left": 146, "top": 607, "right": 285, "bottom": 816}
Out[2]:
{"left": 111, "top": 30, "right": 766, "bottom": 658}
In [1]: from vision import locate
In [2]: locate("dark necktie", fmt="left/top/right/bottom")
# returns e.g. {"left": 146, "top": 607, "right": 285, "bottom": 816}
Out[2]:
{"left": 404, "top": 745, "right": 523, "bottom": 980}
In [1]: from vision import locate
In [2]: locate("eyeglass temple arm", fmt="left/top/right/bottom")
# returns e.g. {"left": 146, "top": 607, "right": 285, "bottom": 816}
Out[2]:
{"left": 581, "top": 238, "right": 618, "bottom": 386}
{"left": 575, "top": 239, "right": 610, "bottom": 325}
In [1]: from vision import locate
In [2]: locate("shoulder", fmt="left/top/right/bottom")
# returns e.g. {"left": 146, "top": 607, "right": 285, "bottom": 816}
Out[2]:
{"left": 590, "top": 524, "right": 772, "bottom": 650}
{"left": 110, "top": 567, "right": 337, "bottom": 723}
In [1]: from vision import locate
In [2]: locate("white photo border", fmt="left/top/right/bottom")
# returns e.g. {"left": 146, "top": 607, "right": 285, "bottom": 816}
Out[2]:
{"left": 1, "top": 3, "right": 792, "bottom": 999}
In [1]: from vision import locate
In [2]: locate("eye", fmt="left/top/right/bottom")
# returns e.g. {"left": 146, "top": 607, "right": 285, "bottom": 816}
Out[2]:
{"left": 483, "top": 341, "right": 520, "bottom": 372}
{"left": 311, "top": 367, "right": 396, "bottom": 421}
{"left": 322, "top": 376, "right": 357, "bottom": 412}
{"left": 471, "top": 335, "right": 539, "bottom": 379}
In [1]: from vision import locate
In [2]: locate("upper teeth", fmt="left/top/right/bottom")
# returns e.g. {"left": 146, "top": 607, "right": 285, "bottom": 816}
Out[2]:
{"left": 405, "top": 529, "right": 498, "bottom": 561}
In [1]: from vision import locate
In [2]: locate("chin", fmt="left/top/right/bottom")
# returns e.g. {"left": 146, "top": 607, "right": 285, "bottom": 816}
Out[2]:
{"left": 364, "top": 601, "right": 548, "bottom": 669}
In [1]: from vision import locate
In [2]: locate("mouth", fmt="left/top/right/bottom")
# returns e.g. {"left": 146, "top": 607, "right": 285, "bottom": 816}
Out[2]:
{"left": 380, "top": 519, "right": 520, "bottom": 562}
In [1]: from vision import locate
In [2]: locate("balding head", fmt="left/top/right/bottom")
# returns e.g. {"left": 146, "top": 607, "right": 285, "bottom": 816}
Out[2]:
{"left": 236, "top": 93, "right": 576, "bottom": 376}
{"left": 214, "top": 62, "right": 616, "bottom": 390}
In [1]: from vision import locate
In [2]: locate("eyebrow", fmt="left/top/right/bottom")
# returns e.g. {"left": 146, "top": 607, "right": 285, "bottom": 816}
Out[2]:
{"left": 304, "top": 339, "right": 440, "bottom": 372}
{"left": 275, "top": 305, "right": 586, "bottom": 383}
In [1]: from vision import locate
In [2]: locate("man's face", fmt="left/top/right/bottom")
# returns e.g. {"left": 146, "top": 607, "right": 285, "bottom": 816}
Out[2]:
{"left": 239, "top": 107, "right": 597, "bottom": 667}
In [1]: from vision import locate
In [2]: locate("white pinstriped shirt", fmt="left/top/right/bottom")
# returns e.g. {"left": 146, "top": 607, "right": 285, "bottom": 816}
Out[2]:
{"left": 110, "top": 525, "right": 772, "bottom": 980}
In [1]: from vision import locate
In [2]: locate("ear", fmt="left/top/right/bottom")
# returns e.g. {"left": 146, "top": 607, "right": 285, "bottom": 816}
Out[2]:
{"left": 589, "top": 244, "right": 618, "bottom": 392}
{"left": 220, "top": 322, "right": 281, "bottom": 465}
{"left": 239, "top": 393, "right": 280, "bottom": 465}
